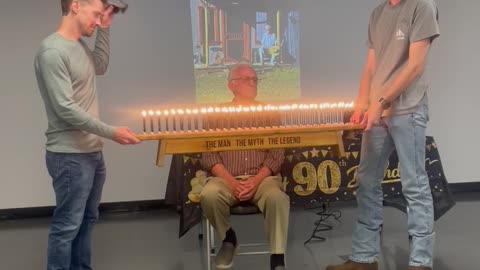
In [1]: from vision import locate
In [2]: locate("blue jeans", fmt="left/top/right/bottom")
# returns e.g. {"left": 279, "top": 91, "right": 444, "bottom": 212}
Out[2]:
{"left": 350, "top": 103, "right": 435, "bottom": 267}
{"left": 46, "top": 151, "right": 106, "bottom": 270}
{"left": 258, "top": 47, "right": 276, "bottom": 65}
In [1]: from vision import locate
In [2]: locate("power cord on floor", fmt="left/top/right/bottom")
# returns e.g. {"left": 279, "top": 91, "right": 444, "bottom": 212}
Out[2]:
{"left": 304, "top": 202, "right": 342, "bottom": 244}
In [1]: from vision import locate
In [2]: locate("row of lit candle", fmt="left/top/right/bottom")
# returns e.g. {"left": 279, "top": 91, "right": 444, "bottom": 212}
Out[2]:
{"left": 140, "top": 102, "right": 355, "bottom": 133}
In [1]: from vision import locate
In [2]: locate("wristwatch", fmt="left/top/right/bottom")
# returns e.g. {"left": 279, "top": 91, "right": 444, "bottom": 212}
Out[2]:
{"left": 378, "top": 97, "right": 391, "bottom": 110}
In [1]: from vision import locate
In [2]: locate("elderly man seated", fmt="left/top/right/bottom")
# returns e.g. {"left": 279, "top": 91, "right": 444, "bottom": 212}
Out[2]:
{"left": 258, "top": 24, "right": 277, "bottom": 65}
{"left": 200, "top": 64, "right": 289, "bottom": 270}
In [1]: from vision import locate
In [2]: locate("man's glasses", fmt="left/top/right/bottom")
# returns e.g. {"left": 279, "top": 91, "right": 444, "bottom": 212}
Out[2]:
{"left": 230, "top": 77, "right": 261, "bottom": 83}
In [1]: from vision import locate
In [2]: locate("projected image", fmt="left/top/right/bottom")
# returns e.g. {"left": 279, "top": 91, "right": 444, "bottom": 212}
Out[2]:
{"left": 190, "top": 0, "right": 301, "bottom": 103}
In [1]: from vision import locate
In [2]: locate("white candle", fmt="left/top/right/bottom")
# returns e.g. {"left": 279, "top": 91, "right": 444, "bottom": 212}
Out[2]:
{"left": 298, "top": 104, "right": 303, "bottom": 126}
{"left": 192, "top": 109, "right": 199, "bottom": 131}
{"left": 170, "top": 109, "right": 177, "bottom": 132}
{"left": 186, "top": 108, "right": 192, "bottom": 132}
{"left": 207, "top": 107, "right": 214, "bottom": 130}
{"left": 338, "top": 102, "right": 345, "bottom": 124}
{"left": 164, "top": 110, "right": 170, "bottom": 132}
{"left": 156, "top": 110, "right": 162, "bottom": 133}
{"left": 235, "top": 106, "right": 242, "bottom": 128}
{"left": 148, "top": 110, "right": 154, "bottom": 133}
{"left": 291, "top": 104, "right": 298, "bottom": 126}
{"left": 250, "top": 105, "right": 257, "bottom": 129}
{"left": 272, "top": 105, "right": 279, "bottom": 127}
{"left": 200, "top": 108, "right": 208, "bottom": 130}
{"left": 311, "top": 104, "right": 318, "bottom": 125}
{"left": 178, "top": 109, "right": 185, "bottom": 132}
{"left": 141, "top": 110, "right": 147, "bottom": 133}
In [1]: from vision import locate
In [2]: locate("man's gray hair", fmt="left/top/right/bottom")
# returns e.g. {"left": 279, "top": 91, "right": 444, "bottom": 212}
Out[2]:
{"left": 227, "top": 63, "right": 255, "bottom": 81}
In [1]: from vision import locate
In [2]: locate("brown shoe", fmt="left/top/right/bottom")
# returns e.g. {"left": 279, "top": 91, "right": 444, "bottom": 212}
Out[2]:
{"left": 408, "top": 267, "right": 432, "bottom": 270}
{"left": 325, "top": 260, "right": 378, "bottom": 270}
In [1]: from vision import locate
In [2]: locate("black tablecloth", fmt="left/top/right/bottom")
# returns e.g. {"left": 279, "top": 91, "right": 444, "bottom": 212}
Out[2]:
{"left": 165, "top": 136, "right": 455, "bottom": 237}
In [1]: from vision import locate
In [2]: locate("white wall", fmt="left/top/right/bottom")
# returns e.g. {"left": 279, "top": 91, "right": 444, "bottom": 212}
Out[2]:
{"left": 427, "top": 0, "right": 479, "bottom": 183}
{"left": 0, "top": 0, "right": 478, "bottom": 210}
{"left": 0, "top": 0, "right": 195, "bottom": 209}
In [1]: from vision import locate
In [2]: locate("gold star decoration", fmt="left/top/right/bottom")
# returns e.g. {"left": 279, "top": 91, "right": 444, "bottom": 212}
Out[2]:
{"left": 310, "top": 148, "right": 320, "bottom": 158}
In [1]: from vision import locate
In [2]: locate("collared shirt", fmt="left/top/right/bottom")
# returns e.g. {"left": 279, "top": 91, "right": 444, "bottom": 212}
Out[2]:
{"left": 261, "top": 32, "right": 276, "bottom": 48}
{"left": 202, "top": 149, "right": 284, "bottom": 177}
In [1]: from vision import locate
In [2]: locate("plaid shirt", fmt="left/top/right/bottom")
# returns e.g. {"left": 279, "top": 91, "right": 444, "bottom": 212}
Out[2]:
{"left": 202, "top": 149, "right": 284, "bottom": 176}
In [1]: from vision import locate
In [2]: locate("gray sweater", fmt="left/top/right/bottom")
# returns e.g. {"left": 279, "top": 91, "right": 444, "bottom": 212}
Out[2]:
{"left": 35, "top": 28, "right": 116, "bottom": 153}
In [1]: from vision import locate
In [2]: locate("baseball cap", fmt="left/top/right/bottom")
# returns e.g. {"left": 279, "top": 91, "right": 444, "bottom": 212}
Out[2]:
{"left": 108, "top": 0, "right": 128, "bottom": 13}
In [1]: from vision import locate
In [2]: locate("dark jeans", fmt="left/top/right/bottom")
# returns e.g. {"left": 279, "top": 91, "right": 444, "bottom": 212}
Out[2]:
{"left": 46, "top": 151, "right": 106, "bottom": 270}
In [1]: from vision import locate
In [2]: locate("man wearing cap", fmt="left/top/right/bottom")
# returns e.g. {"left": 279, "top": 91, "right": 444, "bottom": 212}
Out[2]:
{"left": 34, "top": 0, "right": 138, "bottom": 269}
{"left": 108, "top": 0, "right": 128, "bottom": 13}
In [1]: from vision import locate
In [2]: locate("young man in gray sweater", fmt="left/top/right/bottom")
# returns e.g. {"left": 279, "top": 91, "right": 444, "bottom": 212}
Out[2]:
{"left": 34, "top": 0, "right": 140, "bottom": 269}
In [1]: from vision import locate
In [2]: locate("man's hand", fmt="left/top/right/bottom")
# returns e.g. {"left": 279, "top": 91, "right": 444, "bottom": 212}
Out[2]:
{"left": 99, "top": 5, "right": 115, "bottom": 29}
{"left": 228, "top": 180, "right": 240, "bottom": 194}
{"left": 235, "top": 178, "right": 260, "bottom": 201}
{"left": 350, "top": 109, "right": 365, "bottom": 124}
{"left": 112, "top": 127, "right": 141, "bottom": 145}
{"left": 362, "top": 102, "right": 383, "bottom": 130}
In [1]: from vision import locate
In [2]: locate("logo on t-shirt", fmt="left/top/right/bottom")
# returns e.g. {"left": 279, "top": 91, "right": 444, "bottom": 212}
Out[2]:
{"left": 396, "top": 29, "right": 406, "bottom": 40}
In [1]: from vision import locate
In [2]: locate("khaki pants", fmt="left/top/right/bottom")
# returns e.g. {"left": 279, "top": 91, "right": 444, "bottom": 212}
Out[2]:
{"left": 200, "top": 175, "right": 290, "bottom": 254}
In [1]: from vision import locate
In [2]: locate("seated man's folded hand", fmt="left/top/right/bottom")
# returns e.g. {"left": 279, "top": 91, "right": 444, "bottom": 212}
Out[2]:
{"left": 228, "top": 180, "right": 240, "bottom": 194}
{"left": 235, "top": 178, "right": 260, "bottom": 201}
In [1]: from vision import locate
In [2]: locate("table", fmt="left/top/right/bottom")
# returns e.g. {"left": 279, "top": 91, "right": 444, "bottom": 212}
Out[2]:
{"left": 165, "top": 136, "right": 455, "bottom": 237}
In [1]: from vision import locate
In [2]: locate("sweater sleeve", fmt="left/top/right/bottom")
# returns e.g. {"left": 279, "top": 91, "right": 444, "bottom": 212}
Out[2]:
{"left": 36, "top": 48, "right": 116, "bottom": 139}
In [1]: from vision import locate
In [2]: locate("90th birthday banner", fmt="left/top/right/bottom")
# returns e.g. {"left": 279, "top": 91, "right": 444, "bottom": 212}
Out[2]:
{"left": 166, "top": 136, "right": 455, "bottom": 237}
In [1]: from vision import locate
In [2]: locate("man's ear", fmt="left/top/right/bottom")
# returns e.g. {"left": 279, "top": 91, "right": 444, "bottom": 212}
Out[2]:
{"left": 71, "top": 0, "right": 80, "bottom": 14}
{"left": 228, "top": 80, "right": 236, "bottom": 93}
